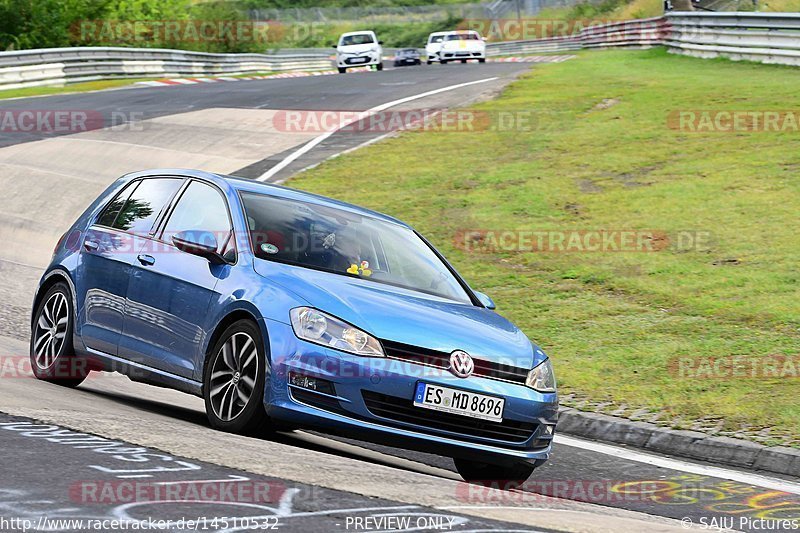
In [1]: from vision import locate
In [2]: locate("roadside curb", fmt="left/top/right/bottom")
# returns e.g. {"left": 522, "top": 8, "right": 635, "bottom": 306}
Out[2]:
{"left": 557, "top": 407, "right": 800, "bottom": 478}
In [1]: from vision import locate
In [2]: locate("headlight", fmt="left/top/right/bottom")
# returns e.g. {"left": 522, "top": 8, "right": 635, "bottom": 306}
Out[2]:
{"left": 526, "top": 358, "right": 556, "bottom": 392}
{"left": 290, "top": 307, "right": 384, "bottom": 357}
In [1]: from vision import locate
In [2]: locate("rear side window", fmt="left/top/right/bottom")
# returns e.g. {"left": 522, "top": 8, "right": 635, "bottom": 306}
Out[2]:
{"left": 161, "top": 181, "right": 233, "bottom": 253}
{"left": 96, "top": 181, "right": 137, "bottom": 228}
{"left": 112, "top": 178, "right": 182, "bottom": 235}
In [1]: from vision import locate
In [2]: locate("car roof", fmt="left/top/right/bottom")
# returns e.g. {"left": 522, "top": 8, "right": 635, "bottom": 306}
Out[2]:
{"left": 124, "top": 168, "right": 409, "bottom": 228}
{"left": 428, "top": 31, "right": 450, "bottom": 36}
{"left": 340, "top": 30, "right": 376, "bottom": 37}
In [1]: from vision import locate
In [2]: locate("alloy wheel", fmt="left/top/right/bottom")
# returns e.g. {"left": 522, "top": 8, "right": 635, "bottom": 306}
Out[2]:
{"left": 32, "top": 291, "right": 69, "bottom": 370}
{"left": 209, "top": 332, "right": 259, "bottom": 422}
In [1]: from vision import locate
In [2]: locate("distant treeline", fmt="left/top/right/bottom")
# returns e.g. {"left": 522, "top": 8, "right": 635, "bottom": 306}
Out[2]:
{"left": 0, "top": 0, "right": 465, "bottom": 52}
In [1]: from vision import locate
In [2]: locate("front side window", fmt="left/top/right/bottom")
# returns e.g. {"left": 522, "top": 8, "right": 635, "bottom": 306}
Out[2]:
{"left": 112, "top": 178, "right": 182, "bottom": 235}
{"left": 162, "top": 181, "right": 232, "bottom": 254}
{"left": 242, "top": 192, "right": 472, "bottom": 304}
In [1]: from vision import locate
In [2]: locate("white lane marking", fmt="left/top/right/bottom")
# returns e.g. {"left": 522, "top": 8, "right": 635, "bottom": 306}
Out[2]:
{"left": 555, "top": 434, "right": 800, "bottom": 495}
{"left": 255, "top": 76, "right": 499, "bottom": 182}
{"left": 150, "top": 474, "right": 250, "bottom": 486}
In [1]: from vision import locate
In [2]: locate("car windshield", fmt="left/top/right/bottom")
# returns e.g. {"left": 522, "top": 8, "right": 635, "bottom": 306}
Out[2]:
{"left": 241, "top": 192, "right": 472, "bottom": 304}
{"left": 446, "top": 33, "right": 479, "bottom": 41}
{"left": 340, "top": 34, "right": 374, "bottom": 46}
{"left": 429, "top": 35, "right": 444, "bottom": 43}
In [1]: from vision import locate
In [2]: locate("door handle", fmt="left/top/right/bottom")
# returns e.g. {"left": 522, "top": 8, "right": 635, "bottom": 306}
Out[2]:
{"left": 137, "top": 254, "right": 155, "bottom": 266}
{"left": 83, "top": 240, "right": 99, "bottom": 252}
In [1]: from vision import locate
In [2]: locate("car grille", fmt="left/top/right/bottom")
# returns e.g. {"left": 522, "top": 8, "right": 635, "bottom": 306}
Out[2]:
{"left": 344, "top": 57, "right": 370, "bottom": 65}
{"left": 362, "top": 391, "right": 538, "bottom": 444}
{"left": 381, "top": 340, "right": 529, "bottom": 384}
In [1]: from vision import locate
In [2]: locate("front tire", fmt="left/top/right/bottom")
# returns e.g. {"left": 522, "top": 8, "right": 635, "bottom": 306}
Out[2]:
{"left": 376, "top": 62, "right": 383, "bottom": 71}
{"left": 454, "top": 458, "right": 536, "bottom": 486}
{"left": 478, "top": 58, "right": 486, "bottom": 63}
{"left": 30, "top": 282, "right": 87, "bottom": 388}
{"left": 203, "top": 320, "right": 269, "bottom": 435}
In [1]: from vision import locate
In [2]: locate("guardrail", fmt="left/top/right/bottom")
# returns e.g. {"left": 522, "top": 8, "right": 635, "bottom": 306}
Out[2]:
{"left": 665, "top": 12, "right": 800, "bottom": 66}
{"left": 0, "top": 47, "right": 332, "bottom": 90}
{"left": 3, "top": 13, "right": 800, "bottom": 90}
{"left": 485, "top": 17, "right": 668, "bottom": 56}
{"left": 485, "top": 12, "right": 800, "bottom": 68}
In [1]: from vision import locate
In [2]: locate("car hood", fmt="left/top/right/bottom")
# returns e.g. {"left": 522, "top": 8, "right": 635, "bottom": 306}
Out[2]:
{"left": 338, "top": 43, "right": 378, "bottom": 54}
{"left": 442, "top": 40, "right": 484, "bottom": 50}
{"left": 254, "top": 259, "right": 542, "bottom": 369}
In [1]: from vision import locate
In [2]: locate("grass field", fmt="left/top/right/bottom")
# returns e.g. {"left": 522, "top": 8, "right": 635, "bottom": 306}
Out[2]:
{"left": 0, "top": 71, "right": 300, "bottom": 101}
{"left": 0, "top": 79, "right": 154, "bottom": 101}
{"left": 288, "top": 48, "right": 800, "bottom": 446}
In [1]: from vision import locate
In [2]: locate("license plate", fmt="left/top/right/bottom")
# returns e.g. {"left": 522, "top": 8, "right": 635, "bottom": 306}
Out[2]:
{"left": 413, "top": 383, "right": 504, "bottom": 422}
{"left": 352, "top": 57, "right": 368, "bottom": 63}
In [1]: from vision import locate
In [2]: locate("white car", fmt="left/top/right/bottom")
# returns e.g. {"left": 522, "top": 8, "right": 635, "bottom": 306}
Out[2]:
{"left": 437, "top": 30, "right": 486, "bottom": 64}
{"left": 335, "top": 31, "right": 383, "bottom": 73}
{"left": 425, "top": 31, "right": 450, "bottom": 64}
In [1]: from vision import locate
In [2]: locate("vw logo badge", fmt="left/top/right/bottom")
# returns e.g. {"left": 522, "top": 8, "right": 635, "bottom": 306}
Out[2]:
{"left": 449, "top": 350, "right": 474, "bottom": 378}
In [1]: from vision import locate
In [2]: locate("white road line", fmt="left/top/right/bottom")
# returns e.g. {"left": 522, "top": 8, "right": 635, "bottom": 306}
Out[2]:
{"left": 555, "top": 434, "right": 800, "bottom": 495}
{"left": 150, "top": 475, "right": 250, "bottom": 486}
{"left": 255, "top": 76, "right": 499, "bottom": 182}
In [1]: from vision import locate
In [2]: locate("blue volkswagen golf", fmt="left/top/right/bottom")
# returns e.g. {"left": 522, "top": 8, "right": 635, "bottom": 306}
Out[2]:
{"left": 31, "top": 169, "right": 558, "bottom": 482}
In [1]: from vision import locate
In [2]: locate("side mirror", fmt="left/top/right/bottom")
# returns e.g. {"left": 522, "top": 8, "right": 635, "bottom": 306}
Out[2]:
{"left": 172, "top": 230, "right": 226, "bottom": 264}
{"left": 332, "top": 44, "right": 338, "bottom": 49}
{"left": 378, "top": 40, "right": 384, "bottom": 45}
{"left": 474, "top": 290, "right": 496, "bottom": 310}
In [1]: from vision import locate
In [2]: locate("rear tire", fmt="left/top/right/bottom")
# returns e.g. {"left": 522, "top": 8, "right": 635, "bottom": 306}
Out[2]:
{"left": 203, "top": 320, "right": 269, "bottom": 435}
{"left": 426, "top": 60, "right": 432, "bottom": 65}
{"left": 30, "top": 282, "right": 87, "bottom": 388}
{"left": 453, "top": 458, "right": 536, "bottom": 486}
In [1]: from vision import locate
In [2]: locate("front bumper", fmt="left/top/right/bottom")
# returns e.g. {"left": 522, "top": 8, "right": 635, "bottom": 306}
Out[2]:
{"left": 336, "top": 55, "right": 381, "bottom": 68}
{"left": 261, "top": 319, "right": 558, "bottom": 466}
{"left": 441, "top": 50, "right": 485, "bottom": 60}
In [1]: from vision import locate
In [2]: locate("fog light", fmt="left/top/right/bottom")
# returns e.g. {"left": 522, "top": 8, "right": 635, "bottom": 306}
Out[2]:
{"left": 288, "top": 372, "right": 335, "bottom": 395}
{"left": 543, "top": 424, "right": 555, "bottom": 436}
